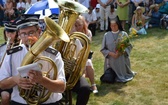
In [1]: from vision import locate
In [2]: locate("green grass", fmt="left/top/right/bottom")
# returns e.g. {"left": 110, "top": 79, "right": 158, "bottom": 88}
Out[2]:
{"left": 88, "top": 27, "right": 168, "bottom": 105}
{"left": 1, "top": 27, "right": 168, "bottom": 105}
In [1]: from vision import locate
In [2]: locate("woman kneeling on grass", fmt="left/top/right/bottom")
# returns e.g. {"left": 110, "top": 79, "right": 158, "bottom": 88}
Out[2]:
{"left": 100, "top": 16, "right": 136, "bottom": 83}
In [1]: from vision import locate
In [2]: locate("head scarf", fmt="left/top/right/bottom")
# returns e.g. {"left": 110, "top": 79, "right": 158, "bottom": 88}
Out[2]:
{"left": 108, "top": 16, "right": 123, "bottom": 31}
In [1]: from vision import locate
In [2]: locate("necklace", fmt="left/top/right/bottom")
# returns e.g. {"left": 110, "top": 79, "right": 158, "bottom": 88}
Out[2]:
{"left": 111, "top": 31, "right": 119, "bottom": 44}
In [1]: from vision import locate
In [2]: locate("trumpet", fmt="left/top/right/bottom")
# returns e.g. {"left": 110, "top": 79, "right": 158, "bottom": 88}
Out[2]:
{"left": 0, "top": 37, "right": 22, "bottom": 67}
{"left": 0, "top": 37, "right": 11, "bottom": 67}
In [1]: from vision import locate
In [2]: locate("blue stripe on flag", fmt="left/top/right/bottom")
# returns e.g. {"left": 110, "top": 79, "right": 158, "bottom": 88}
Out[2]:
{"left": 50, "top": 8, "right": 60, "bottom": 14}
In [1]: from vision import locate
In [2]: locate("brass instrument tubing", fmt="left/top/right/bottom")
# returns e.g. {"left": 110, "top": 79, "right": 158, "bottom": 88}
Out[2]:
{"left": 0, "top": 37, "right": 11, "bottom": 67}
{"left": 28, "top": 40, "right": 31, "bottom": 51}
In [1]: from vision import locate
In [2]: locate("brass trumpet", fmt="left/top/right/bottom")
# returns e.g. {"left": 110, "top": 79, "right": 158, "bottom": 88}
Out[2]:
{"left": 0, "top": 37, "right": 22, "bottom": 67}
{"left": 0, "top": 37, "right": 11, "bottom": 67}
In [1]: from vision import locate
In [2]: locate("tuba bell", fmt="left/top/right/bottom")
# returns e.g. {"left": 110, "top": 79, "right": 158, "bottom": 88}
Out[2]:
{"left": 54, "top": 0, "right": 88, "bottom": 52}
{"left": 19, "top": 17, "right": 69, "bottom": 105}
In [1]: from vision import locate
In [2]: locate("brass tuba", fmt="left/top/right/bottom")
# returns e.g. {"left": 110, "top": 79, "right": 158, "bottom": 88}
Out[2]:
{"left": 54, "top": 0, "right": 90, "bottom": 89}
{"left": 19, "top": 17, "right": 69, "bottom": 105}
{"left": 63, "top": 32, "right": 90, "bottom": 89}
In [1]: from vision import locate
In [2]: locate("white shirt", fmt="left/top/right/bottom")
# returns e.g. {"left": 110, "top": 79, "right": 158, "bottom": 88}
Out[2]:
{"left": 93, "top": 9, "right": 101, "bottom": 20}
{"left": 99, "top": 0, "right": 110, "bottom": 4}
{"left": 78, "top": 0, "right": 90, "bottom": 8}
{"left": 31, "top": 0, "right": 38, "bottom": 4}
{"left": 16, "top": 2, "right": 26, "bottom": 9}
{"left": 83, "top": 11, "right": 97, "bottom": 23}
{"left": 108, "top": 9, "right": 117, "bottom": 20}
{"left": 74, "top": 34, "right": 93, "bottom": 67}
{"left": 0, "top": 43, "right": 6, "bottom": 63}
{"left": 25, "top": 2, "right": 32, "bottom": 10}
{"left": 0, "top": 44, "right": 65, "bottom": 104}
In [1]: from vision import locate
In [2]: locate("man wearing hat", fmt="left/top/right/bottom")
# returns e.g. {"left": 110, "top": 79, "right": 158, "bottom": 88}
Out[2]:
{"left": 0, "top": 21, "right": 18, "bottom": 105}
{"left": 93, "top": 4, "right": 101, "bottom": 29}
{"left": 0, "top": 14, "right": 68, "bottom": 105}
{"left": 0, "top": 22, "right": 18, "bottom": 63}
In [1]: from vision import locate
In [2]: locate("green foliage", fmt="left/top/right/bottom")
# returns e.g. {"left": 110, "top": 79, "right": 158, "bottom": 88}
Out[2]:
{"left": 116, "top": 33, "right": 130, "bottom": 53}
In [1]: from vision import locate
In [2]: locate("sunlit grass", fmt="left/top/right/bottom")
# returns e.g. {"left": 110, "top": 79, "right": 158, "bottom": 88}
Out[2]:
{"left": 88, "top": 27, "right": 168, "bottom": 105}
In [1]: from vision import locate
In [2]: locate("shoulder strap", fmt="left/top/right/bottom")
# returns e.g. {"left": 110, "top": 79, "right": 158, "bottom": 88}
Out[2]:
{"left": 45, "top": 47, "right": 58, "bottom": 55}
{"left": 7, "top": 46, "right": 23, "bottom": 55}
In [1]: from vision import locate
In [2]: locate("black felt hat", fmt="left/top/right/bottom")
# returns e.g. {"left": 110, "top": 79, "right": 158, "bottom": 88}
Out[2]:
{"left": 4, "top": 22, "right": 17, "bottom": 32}
{"left": 15, "top": 14, "right": 40, "bottom": 29}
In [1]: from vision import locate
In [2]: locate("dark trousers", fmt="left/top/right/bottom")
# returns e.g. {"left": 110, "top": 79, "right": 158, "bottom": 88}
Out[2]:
{"left": 72, "top": 77, "right": 91, "bottom": 105}
{"left": 0, "top": 88, "right": 13, "bottom": 94}
{"left": 88, "top": 23, "right": 96, "bottom": 36}
{"left": 10, "top": 101, "right": 59, "bottom": 105}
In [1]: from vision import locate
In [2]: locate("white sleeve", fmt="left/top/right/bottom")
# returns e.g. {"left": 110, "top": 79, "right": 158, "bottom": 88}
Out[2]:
{"left": 54, "top": 52, "right": 66, "bottom": 83}
{"left": 22, "top": 2, "right": 26, "bottom": 8}
{"left": 92, "top": 11, "right": 97, "bottom": 21}
{"left": 0, "top": 55, "right": 12, "bottom": 81}
{"left": 75, "top": 39, "right": 83, "bottom": 58}
{"left": 87, "top": 30, "right": 92, "bottom": 40}
{"left": 16, "top": 3, "right": 19, "bottom": 9}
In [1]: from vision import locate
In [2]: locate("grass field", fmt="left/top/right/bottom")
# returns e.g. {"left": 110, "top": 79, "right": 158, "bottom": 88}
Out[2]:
{"left": 0, "top": 27, "right": 168, "bottom": 105}
{"left": 87, "top": 28, "right": 168, "bottom": 105}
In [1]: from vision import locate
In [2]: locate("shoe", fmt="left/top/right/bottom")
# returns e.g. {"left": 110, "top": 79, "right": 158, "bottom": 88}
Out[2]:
{"left": 93, "top": 89, "right": 98, "bottom": 94}
{"left": 91, "top": 84, "right": 98, "bottom": 94}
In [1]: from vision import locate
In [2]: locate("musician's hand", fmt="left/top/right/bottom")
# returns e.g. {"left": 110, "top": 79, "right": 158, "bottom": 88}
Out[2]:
{"left": 28, "top": 70, "right": 43, "bottom": 84}
{"left": 14, "top": 75, "right": 33, "bottom": 89}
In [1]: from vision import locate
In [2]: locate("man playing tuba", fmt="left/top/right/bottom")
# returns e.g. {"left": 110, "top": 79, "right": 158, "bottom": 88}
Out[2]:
{"left": 0, "top": 14, "right": 69, "bottom": 105}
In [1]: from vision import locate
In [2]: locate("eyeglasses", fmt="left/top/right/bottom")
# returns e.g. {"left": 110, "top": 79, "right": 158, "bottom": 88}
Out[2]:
{"left": 19, "top": 30, "right": 37, "bottom": 38}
